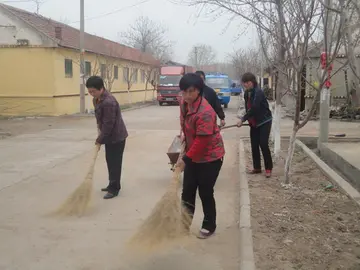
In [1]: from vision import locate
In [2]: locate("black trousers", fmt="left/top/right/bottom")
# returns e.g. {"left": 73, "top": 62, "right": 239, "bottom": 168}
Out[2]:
{"left": 250, "top": 121, "right": 273, "bottom": 171}
{"left": 181, "top": 158, "right": 223, "bottom": 233}
{"left": 105, "top": 139, "right": 126, "bottom": 194}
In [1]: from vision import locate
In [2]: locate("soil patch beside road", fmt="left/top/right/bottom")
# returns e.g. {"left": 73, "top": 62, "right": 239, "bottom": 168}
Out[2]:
{"left": 244, "top": 140, "right": 360, "bottom": 270}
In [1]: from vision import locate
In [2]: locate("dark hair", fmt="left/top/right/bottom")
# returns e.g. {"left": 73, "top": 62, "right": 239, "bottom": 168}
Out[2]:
{"left": 86, "top": 76, "right": 104, "bottom": 90}
{"left": 179, "top": 73, "right": 204, "bottom": 94}
{"left": 241, "top": 72, "right": 258, "bottom": 87}
{"left": 195, "top": 70, "right": 206, "bottom": 79}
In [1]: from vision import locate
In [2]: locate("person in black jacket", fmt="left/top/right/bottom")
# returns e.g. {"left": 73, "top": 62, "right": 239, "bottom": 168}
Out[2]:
{"left": 195, "top": 71, "right": 226, "bottom": 127}
{"left": 237, "top": 72, "right": 273, "bottom": 178}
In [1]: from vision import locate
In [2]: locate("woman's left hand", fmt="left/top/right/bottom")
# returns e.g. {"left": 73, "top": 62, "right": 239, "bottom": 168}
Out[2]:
{"left": 237, "top": 119, "right": 243, "bottom": 127}
{"left": 176, "top": 159, "right": 186, "bottom": 172}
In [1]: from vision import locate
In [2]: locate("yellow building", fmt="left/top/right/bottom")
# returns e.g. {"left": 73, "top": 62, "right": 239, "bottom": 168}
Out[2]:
{"left": 0, "top": 4, "right": 160, "bottom": 116}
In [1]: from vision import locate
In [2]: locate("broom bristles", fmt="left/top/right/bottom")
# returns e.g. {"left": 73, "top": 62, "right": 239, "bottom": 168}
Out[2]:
{"left": 51, "top": 145, "right": 100, "bottom": 217}
{"left": 127, "top": 166, "right": 192, "bottom": 253}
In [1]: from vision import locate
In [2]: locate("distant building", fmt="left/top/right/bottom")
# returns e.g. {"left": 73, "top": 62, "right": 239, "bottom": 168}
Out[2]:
{"left": 0, "top": 4, "right": 160, "bottom": 116}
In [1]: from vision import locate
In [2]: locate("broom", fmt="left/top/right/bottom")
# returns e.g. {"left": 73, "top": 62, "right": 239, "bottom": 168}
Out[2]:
{"left": 52, "top": 144, "right": 101, "bottom": 217}
{"left": 127, "top": 142, "right": 192, "bottom": 252}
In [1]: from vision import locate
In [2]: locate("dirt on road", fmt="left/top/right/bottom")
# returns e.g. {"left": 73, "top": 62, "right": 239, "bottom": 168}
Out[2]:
{"left": 245, "top": 140, "right": 360, "bottom": 270}
{"left": 0, "top": 103, "right": 242, "bottom": 270}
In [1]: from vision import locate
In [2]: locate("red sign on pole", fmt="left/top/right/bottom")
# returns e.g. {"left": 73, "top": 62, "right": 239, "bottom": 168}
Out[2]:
{"left": 320, "top": 52, "right": 332, "bottom": 88}
{"left": 320, "top": 52, "right": 327, "bottom": 70}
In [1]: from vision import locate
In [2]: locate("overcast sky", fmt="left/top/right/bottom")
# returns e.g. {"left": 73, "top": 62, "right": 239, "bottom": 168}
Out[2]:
{"left": 4, "top": 0, "right": 257, "bottom": 63}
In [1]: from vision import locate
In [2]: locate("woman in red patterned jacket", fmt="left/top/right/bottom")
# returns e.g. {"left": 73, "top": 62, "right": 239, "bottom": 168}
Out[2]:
{"left": 176, "top": 73, "right": 225, "bottom": 239}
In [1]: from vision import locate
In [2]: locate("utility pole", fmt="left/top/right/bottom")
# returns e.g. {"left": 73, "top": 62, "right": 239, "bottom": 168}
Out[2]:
{"left": 194, "top": 46, "right": 198, "bottom": 69}
{"left": 259, "top": 36, "right": 264, "bottom": 89}
{"left": 79, "top": 0, "right": 86, "bottom": 114}
{"left": 318, "top": 0, "right": 332, "bottom": 148}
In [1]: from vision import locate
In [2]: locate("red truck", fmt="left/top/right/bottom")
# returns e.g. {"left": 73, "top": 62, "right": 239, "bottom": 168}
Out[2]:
{"left": 157, "top": 65, "right": 195, "bottom": 106}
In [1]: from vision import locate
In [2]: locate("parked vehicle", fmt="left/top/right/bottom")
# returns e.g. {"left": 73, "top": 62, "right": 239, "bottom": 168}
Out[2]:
{"left": 230, "top": 80, "right": 243, "bottom": 96}
{"left": 157, "top": 65, "right": 195, "bottom": 106}
{"left": 205, "top": 73, "right": 232, "bottom": 108}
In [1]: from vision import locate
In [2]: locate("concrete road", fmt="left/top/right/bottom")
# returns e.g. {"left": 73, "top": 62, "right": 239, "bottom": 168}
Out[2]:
{"left": 0, "top": 99, "right": 243, "bottom": 270}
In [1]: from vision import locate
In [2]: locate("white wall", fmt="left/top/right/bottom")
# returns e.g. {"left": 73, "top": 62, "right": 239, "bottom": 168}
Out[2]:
{"left": 0, "top": 8, "right": 51, "bottom": 46}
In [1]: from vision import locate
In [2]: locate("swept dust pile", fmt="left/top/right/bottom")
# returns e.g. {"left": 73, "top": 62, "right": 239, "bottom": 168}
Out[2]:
{"left": 51, "top": 145, "right": 100, "bottom": 217}
{"left": 127, "top": 147, "right": 192, "bottom": 253}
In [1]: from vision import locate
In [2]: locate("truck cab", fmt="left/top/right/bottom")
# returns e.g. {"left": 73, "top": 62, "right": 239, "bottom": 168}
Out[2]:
{"left": 205, "top": 73, "right": 232, "bottom": 108}
{"left": 157, "top": 65, "right": 194, "bottom": 106}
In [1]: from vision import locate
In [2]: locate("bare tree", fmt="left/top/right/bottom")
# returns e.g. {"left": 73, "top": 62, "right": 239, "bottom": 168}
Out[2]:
{"left": 91, "top": 55, "right": 118, "bottom": 92}
{"left": 119, "top": 62, "right": 142, "bottom": 104}
{"left": 32, "top": 0, "right": 44, "bottom": 14}
{"left": 58, "top": 16, "right": 71, "bottom": 25}
{"left": 338, "top": 0, "right": 360, "bottom": 107}
{"left": 188, "top": 44, "right": 217, "bottom": 68}
{"left": 228, "top": 48, "right": 262, "bottom": 79}
{"left": 177, "top": 0, "right": 356, "bottom": 184}
{"left": 142, "top": 66, "right": 159, "bottom": 102}
{"left": 119, "top": 16, "right": 173, "bottom": 64}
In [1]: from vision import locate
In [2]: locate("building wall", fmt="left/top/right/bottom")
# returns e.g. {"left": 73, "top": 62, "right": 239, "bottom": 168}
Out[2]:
{"left": 0, "top": 47, "right": 56, "bottom": 115}
{"left": 0, "top": 7, "right": 54, "bottom": 46}
{"left": 52, "top": 48, "right": 156, "bottom": 115}
{"left": 304, "top": 57, "right": 355, "bottom": 110}
{"left": 0, "top": 47, "right": 157, "bottom": 116}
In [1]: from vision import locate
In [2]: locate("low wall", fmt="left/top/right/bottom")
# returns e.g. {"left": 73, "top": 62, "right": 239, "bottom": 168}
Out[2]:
{"left": 298, "top": 136, "right": 360, "bottom": 193}
{"left": 320, "top": 143, "right": 360, "bottom": 192}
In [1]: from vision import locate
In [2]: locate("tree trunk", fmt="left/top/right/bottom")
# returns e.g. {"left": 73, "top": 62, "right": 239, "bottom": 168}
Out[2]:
{"left": 273, "top": 103, "right": 281, "bottom": 159}
{"left": 272, "top": 0, "right": 286, "bottom": 160}
{"left": 127, "top": 89, "right": 131, "bottom": 105}
{"left": 342, "top": 6, "right": 360, "bottom": 107}
{"left": 144, "top": 82, "right": 148, "bottom": 103}
{"left": 284, "top": 126, "right": 298, "bottom": 184}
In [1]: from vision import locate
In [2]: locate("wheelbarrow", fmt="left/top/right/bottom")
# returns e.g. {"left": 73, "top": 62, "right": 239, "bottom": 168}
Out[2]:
{"left": 166, "top": 124, "right": 246, "bottom": 171}
{"left": 167, "top": 135, "right": 184, "bottom": 171}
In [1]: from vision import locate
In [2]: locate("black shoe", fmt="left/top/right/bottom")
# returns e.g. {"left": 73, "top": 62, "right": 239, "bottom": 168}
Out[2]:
{"left": 103, "top": 192, "right": 118, "bottom": 199}
{"left": 101, "top": 187, "right": 109, "bottom": 192}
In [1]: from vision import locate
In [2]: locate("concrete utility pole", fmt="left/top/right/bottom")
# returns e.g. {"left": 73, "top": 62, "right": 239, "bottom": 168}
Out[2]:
{"left": 194, "top": 46, "right": 198, "bottom": 69}
{"left": 79, "top": 0, "right": 86, "bottom": 114}
{"left": 318, "top": 0, "right": 332, "bottom": 148}
{"left": 259, "top": 37, "right": 264, "bottom": 89}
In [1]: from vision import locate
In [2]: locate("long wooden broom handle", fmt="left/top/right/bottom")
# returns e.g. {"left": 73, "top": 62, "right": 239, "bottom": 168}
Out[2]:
{"left": 172, "top": 142, "right": 186, "bottom": 185}
{"left": 86, "top": 144, "right": 101, "bottom": 177}
{"left": 219, "top": 123, "right": 249, "bottom": 130}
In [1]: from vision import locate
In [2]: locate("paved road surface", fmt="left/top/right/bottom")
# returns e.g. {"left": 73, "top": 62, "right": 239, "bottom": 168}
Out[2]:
{"left": 0, "top": 99, "right": 242, "bottom": 270}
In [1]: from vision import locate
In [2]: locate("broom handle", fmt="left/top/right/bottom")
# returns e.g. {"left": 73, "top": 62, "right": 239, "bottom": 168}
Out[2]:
{"left": 172, "top": 141, "right": 186, "bottom": 186}
{"left": 86, "top": 144, "right": 101, "bottom": 177}
{"left": 219, "top": 123, "right": 249, "bottom": 130}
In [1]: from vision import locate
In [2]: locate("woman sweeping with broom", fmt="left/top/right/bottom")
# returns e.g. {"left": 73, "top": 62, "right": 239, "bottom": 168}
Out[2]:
{"left": 237, "top": 72, "right": 273, "bottom": 178}
{"left": 176, "top": 73, "right": 225, "bottom": 239}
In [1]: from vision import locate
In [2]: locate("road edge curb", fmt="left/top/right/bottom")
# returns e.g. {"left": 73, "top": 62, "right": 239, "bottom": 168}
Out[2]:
{"left": 122, "top": 102, "right": 155, "bottom": 112}
{"left": 295, "top": 139, "right": 360, "bottom": 207}
{"left": 238, "top": 139, "right": 256, "bottom": 270}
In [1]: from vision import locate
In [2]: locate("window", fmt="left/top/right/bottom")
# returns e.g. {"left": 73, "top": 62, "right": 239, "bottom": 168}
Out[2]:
{"left": 132, "top": 68, "right": 138, "bottom": 83}
{"left": 206, "top": 77, "right": 229, "bottom": 89}
{"left": 123, "top": 67, "right": 129, "bottom": 82}
{"left": 141, "top": 70, "right": 146, "bottom": 83}
{"left": 64, "top": 59, "right": 73, "bottom": 78}
{"left": 114, "top": 66, "right": 119, "bottom": 80}
{"left": 159, "top": 75, "right": 182, "bottom": 86}
{"left": 101, "top": 64, "right": 106, "bottom": 78}
{"left": 85, "top": 61, "right": 91, "bottom": 76}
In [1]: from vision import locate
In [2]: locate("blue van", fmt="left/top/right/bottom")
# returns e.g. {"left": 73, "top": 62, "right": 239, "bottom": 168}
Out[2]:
{"left": 205, "top": 73, "right": 232, "bottom": 108}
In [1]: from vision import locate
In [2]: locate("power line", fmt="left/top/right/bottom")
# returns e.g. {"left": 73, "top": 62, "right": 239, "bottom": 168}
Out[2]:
{"left": 1, "top": 0, "right": 36, "bottom": 3}
{"left": 1, "top": 0, "right": 52, "bottom": 6}
{"left": 69, "top": 0, "right": 151, "bottom": 24}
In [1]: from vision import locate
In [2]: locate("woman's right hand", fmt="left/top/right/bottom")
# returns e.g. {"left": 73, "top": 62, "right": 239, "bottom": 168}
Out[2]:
{"left": 180, "top": 132, "right": 185, "bottom": 142}
{"left": 176, "top": 159, "right": 186, "bottom": 172}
